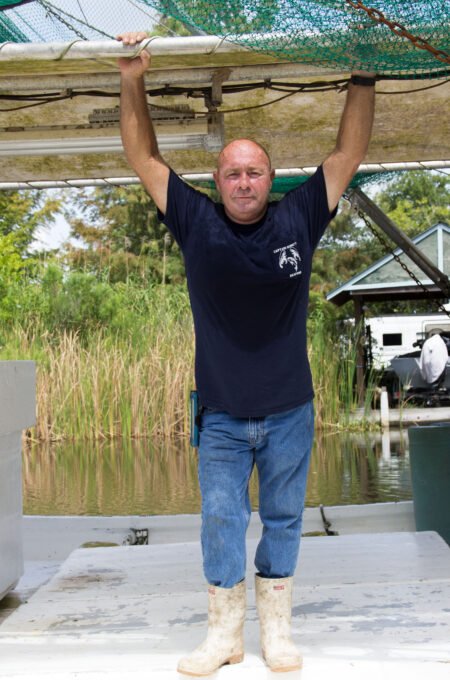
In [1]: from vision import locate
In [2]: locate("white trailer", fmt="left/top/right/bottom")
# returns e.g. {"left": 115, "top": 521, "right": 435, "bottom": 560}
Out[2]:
{"left": 366, "top": 308, "right": 450, "bottom": 369}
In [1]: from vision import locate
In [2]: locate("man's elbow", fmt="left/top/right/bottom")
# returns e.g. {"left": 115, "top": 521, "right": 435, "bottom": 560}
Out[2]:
{"left": 327, "top": 149, "right": 363, "bottom": 178}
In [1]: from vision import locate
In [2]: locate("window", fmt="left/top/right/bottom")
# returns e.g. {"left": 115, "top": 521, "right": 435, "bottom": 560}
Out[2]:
{"left": 383, "top": 333, "right": 402, "bottom": 346}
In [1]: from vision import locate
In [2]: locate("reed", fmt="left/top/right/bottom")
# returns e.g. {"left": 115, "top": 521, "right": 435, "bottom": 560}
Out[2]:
{"left": 1, "top": 283, "right": 194, "bottom": 441}
{"left": 1, "top": 283, "right": 369, "bottom": 440}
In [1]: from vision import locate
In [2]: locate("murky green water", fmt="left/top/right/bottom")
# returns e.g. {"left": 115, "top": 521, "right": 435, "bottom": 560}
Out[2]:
{"left": 22, "top": 429, "right": 412, "bottom": 515}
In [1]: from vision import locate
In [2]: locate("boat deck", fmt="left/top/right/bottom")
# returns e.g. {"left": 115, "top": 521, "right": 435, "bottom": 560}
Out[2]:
{"left": 0, "top": 530, "right": 449, "bottom": 679}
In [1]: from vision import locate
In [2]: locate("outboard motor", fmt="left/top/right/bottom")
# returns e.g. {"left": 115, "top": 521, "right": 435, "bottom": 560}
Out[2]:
{"left": 419, "top": 334, "right": 448, "bottom": 387}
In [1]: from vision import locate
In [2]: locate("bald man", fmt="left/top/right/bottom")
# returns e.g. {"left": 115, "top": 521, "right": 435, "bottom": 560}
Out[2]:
{"left": 118, "top": 31, "right": 375, "bottom": 676}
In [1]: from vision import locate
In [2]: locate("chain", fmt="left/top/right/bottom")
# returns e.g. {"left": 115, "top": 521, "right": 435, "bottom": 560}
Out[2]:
{"left": 349, "top": 201, "right": 450, "bottom": 318}
{"left": 345, "top": 0, "right": 450, "bottom": 65}
{"left": 38, "top": 1, "right": 88, "bottom": 40}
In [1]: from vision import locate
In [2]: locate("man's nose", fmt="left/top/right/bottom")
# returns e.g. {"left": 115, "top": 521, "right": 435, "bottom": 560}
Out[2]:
{"left": 238, "top": 173, "right": 250, "bottom": 189}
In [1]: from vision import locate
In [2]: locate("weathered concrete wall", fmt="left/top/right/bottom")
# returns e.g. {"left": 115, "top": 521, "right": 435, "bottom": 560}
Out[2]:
{"left": 0, "top": 361, "right": 36, "bottom": 600}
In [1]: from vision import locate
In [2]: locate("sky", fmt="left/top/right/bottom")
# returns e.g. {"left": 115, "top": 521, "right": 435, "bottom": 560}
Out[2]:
{"left": 32, "top": 191, "right": 73, "bottom": 252}
{"left": 7, "top": 1, "right": 162, "bottom": 41}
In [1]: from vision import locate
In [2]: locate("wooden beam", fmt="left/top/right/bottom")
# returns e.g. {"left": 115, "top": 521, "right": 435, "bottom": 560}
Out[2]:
{"left": 353, "top": 296, "right": 366, "bottom": 407}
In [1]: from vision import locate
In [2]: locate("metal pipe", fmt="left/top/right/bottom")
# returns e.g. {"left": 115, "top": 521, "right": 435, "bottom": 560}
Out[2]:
{"left": 0, "top": 134, "right": 215, "bottom": 156}
{"left": 0, "top": 35, "right": 262, "bottom": 61}
{"left": 0, "top": 64, "right": 346, "bottom": 92}
{"left": 0, "top": 63, "right": 346, "bottom": 92}
{"left": 186, "top": 161, "right": 450, "bottom": 181}
{"left": 0, "top": 160, "right": 448, "bottom": 190}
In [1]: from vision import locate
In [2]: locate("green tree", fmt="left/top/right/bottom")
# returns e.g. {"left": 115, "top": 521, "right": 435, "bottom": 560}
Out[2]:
{"left": 0, "top": 190, "right": 61, "bottom": 273}
{"left": 155, "top": 0, "right": 280, "bottom": 34}
{"left": 149, "top": 12, "right": 195, "bottom": 37}
{"left": 311, "top": 171, "right": 450, "bottom": 318}
{"left": 0, "top": 190, "right": 61, "bottom": 324}
{"left": 65, "top": 185, "right": 185, "bottom": 284}
{"left": 374, "top": 170, "right": 450, "bottom": 239}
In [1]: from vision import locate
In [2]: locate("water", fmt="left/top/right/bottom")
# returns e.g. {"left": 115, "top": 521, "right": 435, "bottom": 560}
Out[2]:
{"left": 22, "top": 429, "right": 413, "bottom": 516}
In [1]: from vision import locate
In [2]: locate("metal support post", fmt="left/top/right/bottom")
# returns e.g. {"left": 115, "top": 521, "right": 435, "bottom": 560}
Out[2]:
{"left": 353, "top": 296, "right": 366, "bottom": 406}
{"left": 347, "top": 187, "right": 450, "bottom": 297}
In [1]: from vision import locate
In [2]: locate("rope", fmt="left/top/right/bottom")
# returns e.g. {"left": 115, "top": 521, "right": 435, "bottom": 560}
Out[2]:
{"left": 54, "top": 39, "right": 83, "bottom": 61}
{"left": 207, "top": 34, "right": 230, "bottom": 56}
{"left": 129, "top": 35, "right": 159, "bottom": 60}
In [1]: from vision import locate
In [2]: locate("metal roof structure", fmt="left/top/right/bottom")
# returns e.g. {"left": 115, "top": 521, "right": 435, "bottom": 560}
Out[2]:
{"left": 0, "top": 36, "right": 449, "bottom": 186}
{"left": 327, "top": 223, "right": 450, "bottom": 307}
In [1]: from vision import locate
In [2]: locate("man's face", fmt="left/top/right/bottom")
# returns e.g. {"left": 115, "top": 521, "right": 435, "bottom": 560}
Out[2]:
{"left": 213, "top": 140, "right": 275, "bottom": 225}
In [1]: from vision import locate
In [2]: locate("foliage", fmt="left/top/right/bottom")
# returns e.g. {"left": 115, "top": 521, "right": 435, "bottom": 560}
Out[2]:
{"left": 312, "top": 206, "right": 373, "bottom": 295}
{"left": 155, "top": 0, "right": 280, "bottom": 34}
{"left": 0, "top": 281, "right": 194, "bottom": 440}
{"left": 313, "top": 170, "right": 449, "bottom": 317}
{"left": 1, "top": 168, "right": 447, "bottom": 439}
{"left": 374, "top": 171, "right": 450, "bottom": 239}
{"left": 0, "top": 189, "right": 60, "bottom": 277}
{"left": 1, "top": 279, "right": 364, "bottom": 440}
{"left": 149, "top": 12, "right": 194, "bottom": 36}
{"left": 64, "top": 185, "right": 185, "bottom": 284}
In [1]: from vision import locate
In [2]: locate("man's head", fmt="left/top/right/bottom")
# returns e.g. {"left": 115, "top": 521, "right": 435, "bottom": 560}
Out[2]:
{"left": 213, "top": 139, "right": 275, "bottom": 225}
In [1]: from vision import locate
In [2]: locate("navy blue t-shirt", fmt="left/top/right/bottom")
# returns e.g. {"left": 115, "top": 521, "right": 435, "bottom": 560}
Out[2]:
{"left": 159, "top": 166, "right": 336, "bottom": 417}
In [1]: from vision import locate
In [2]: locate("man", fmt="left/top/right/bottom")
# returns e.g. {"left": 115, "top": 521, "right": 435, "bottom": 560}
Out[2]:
{"left": 117, "top": 31, "right": 375, "bottom": 676}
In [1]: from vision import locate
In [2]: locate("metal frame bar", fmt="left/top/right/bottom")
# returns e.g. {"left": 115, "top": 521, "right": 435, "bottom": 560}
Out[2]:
{"left": 0, "top": 160, "right": 448, "bottom": 190}
{"left": 0, "top": 63, "right": 348, "bottom": 92}
{"left": 348, "top": 187, "right": 450, "bottom": 296}
{"left": 0, "top": 35, "right": 278, "bottom": 61}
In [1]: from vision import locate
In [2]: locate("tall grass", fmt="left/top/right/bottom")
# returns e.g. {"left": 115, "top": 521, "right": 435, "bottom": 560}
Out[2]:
{"left": 1, "top": 282, "right": 370, "bottom": 440}
{"left": 308, "top": 321, "right": 374, "bottom": 430}
{"left": 1, "top": 283, "right": 195, "bottom": 440}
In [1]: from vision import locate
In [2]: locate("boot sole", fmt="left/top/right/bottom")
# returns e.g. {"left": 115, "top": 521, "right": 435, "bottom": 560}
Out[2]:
{"left": 177, "top": 654, "right": 244, "bottom": 676}
{"left": 263, "top": 653, "right": 302, "bottom": 673}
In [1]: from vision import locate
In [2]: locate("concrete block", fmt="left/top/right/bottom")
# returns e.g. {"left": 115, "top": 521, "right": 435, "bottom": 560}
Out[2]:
{"left": 0, "top": 361, "right": 36, "bottom": 600}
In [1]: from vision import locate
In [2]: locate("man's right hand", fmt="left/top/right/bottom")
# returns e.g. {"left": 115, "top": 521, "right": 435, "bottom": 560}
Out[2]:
{"left": 116, "top": 31, "right": 151, "bottom": 77}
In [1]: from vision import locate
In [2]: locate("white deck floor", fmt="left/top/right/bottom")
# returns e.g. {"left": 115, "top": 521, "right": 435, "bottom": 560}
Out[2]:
{"left": 0, "top": 531, "right": 449, "bottom": 679}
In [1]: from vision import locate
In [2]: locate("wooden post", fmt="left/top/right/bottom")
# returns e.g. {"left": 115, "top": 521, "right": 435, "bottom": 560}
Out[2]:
{"left": 353, "top": 296, "right": 366, "bottom": 406}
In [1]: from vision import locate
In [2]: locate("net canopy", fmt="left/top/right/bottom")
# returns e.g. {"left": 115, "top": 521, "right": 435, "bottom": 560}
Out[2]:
{"left": 0, "top": 1, "right": 448, "bottom": 188}
{"left": 0, "top": 1, "right": 449, "bottom": 77}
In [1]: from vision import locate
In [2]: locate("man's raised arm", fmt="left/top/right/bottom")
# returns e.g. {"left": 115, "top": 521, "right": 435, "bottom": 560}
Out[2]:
{"left": 117, "top": 32, "right": 170, "bottom": 214}
{"left": 322, "top": 71, "right": 376, "bottom": 213}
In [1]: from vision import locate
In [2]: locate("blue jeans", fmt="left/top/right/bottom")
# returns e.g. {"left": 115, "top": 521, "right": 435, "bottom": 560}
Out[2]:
{"left": 198, "top": 400, "right": 314, "bottom": 588}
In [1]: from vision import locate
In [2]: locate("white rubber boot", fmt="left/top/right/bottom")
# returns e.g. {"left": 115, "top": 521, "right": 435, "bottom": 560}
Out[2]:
{"left": 177, "top": 579, "right": 246, "bottom": 677}
{"left": 255, "top": 575, "right": 302, "bottom": 672}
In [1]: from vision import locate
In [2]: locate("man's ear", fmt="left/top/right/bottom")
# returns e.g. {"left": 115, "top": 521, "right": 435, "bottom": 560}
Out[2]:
{"left": 270, "top": 168, "right": 275, "bottom": 184}
{"left": 213, "top": 171, "right": 221, "bottom": 194}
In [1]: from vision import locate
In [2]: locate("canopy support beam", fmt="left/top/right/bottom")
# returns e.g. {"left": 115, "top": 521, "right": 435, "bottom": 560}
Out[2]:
{"left": 347, "top": 187, "right": 450, "bottom": 297}
{"left": 353, "top": 296, "right": 366, "bottom": 407}
{"left": 0, "top": 161, "right": 448, "bottom": 191}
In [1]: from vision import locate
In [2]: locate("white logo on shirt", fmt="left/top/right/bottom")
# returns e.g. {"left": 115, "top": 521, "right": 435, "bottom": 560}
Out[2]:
{"left": 273, "top": 242, "right": 302, "bottom": 277}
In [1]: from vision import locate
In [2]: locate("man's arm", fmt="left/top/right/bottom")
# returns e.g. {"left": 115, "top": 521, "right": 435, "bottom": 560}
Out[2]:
{"left": 117, "top": 32, "right": 170, "bottom": 214}
{"left": 322, "top": 72, "right": 375, "bottom": 213}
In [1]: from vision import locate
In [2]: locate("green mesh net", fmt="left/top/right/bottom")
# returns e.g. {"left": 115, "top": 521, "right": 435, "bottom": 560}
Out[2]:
{"left": 149, "top": 0, "right": 449, "bottom": 76}
{"left": 0, "top": 1, "right": 449, "bottom": 77}
{"left": 194, "top": 171, "right": 383, "bottom": 193}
